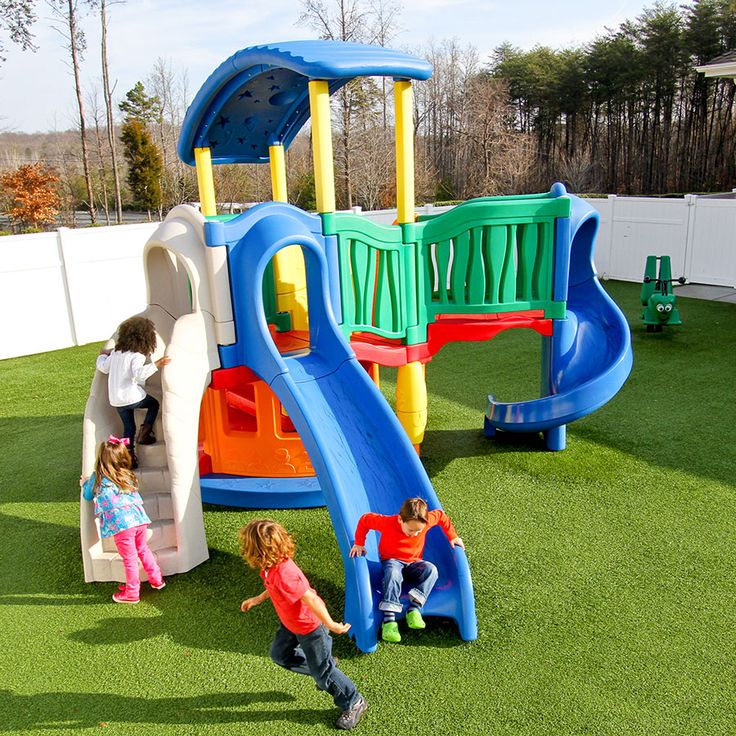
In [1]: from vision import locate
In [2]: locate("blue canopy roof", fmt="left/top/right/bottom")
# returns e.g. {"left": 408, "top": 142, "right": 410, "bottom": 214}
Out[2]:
{"left": 177, "top": 40, "right": 433, "bottom": 166}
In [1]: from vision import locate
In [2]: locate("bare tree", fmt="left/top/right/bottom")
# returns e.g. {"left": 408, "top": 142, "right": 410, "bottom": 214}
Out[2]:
{"left": 0, "top": 0, "right": 37, "bottom": 63}
{"left": 350, "top": 125, "right": 393, "bottom": 210}
{"left": 87, "top": 85, "right": 111, "bottom": 223}
{"left": 49, "top": 0, "right": 96, "bottom": 224}
{"left": 414, "top": 39, "right": 480, "bottom": 199}
{"left": 100, "top": 0, "right": 123, "bottom": 222}
{"left": 368, "top": 0, "right": 402, "bottom": 129}
{"left": 148, "top": 57, "right": 193, "bottom": 208}
{"left": 298, "top": 0, "right": 399, "bottom": 209}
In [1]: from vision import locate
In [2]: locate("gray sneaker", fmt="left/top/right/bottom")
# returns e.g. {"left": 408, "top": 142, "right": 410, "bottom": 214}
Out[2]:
{"left": 336, "top": 695, "right": 368, "bottom": 730}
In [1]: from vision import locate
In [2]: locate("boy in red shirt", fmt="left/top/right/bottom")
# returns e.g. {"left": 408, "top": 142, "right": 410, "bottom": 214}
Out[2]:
{"left": 239, "top": 519, "right": 368, "bottom": 730}
{"left": 350, "top": 497, "right": 464, "bottom": 643}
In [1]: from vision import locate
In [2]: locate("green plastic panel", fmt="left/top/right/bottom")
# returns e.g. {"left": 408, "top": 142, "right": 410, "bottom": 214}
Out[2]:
{"left": 331, "top": 194, "right": 569, "bottom": 344}
{"left": 332, "top": 214, "right": 408, "bottom": 339}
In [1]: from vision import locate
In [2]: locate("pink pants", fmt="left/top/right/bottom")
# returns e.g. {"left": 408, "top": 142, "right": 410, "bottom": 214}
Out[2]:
{"left": 113, "top": 524, "right": 163, "bottom": 597}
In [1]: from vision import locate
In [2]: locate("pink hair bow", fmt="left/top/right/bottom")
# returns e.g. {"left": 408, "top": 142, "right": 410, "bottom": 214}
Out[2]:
{"left": 107, "top": 435, "right": 130, "bottom": 446}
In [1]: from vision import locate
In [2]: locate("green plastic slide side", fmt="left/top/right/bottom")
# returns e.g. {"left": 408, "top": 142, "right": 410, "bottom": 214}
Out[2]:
{"left": 331, "top": 197, "right": 568, "bottom": 344}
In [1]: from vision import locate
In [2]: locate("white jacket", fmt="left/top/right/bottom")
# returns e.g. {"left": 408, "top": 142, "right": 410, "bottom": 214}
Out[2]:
{"left": 96, "top": 351, "right": 157, "bottom": 407}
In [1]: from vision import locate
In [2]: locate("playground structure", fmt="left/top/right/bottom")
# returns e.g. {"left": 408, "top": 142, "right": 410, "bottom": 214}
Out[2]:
{"left": 81, "top": 40, "right": 633, "bottom": 653}
{"left": 641, "top": 255, "right": 686, "bottom": 332}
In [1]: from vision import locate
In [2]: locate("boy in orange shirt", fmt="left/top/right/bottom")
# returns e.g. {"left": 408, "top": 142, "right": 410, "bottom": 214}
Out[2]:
{"left": 349, "top": 497, "right": 464, "bottom": 643}
{"left": 240, "top": 519, "right": 368, "bottom": 730}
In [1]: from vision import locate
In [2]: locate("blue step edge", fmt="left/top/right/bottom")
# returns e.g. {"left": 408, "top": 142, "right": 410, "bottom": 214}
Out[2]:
{"left": 200, "top": 474, "right": 325, "bottom": 509}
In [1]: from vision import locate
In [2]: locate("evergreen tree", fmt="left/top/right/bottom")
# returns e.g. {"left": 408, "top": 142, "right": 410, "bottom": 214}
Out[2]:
{"left": 119, "top": 82, "right": 163, "bottom": 216}
{"left": 120, "top": 118, "right": 162, "bottom": 215}
{"left": 119, "top": 81, "right": 161, "bottom": 124}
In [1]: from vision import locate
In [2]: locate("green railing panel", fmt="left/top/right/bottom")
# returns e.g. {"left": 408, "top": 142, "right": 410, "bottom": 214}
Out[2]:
{"left": 332, "top": 194, "right": 569, "bottom": 345}
{"left": 467, "top": 227, "right": 486, "bottom": 304}
{"left": 415, "top": 197, "right": 568, "bottom": 329}
{"left": 333, "top": 214, "right": 407, "bottom": 339}
{"left": 485, "top": 225, "right": 506, "bottom": 304}
{"left": 499, "top": 224, "right": 517, "bottom": 303}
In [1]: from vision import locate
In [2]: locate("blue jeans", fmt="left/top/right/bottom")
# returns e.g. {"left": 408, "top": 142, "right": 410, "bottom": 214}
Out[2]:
{"left": 269, "top": 624, "right": 360, "bottom": 711}
{"left": 379, "top": 559, "right": 439, "bottom": 613}
{"left": 116, "top": 394, "right": 159, "bottom": 452}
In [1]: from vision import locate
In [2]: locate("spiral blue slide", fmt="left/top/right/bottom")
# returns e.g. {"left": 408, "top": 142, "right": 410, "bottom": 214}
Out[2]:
{"left": 213, "top": 203, "right": 477, "bottom": 653}
{"left": 485, "top": 195, "right": 633, "bottom": 448}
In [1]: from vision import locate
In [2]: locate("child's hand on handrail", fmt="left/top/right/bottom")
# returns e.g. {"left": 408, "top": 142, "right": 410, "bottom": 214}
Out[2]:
{"left": 349, "top": 544, "right": 366, "bottom": 558}
{"left": 450, "top": 537, "right": 465, "bottom": 549}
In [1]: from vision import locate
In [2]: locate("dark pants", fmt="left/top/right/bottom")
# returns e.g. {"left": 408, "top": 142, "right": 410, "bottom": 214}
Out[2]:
{"left": 116, "top": 394, "right": 159, "bottom": 452}
{"left": 379, "top": 558, "right": 439, "bottom": 613}
{"left": 269, "top": 624, "right": 360, "bottom": 711}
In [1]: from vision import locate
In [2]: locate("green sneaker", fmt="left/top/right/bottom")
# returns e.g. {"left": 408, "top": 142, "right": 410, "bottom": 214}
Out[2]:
{"left": 406, "top": 608, "right": 426, "bottom": 630}
{"left": 381, "top": 621, "right": 401, "bottom": 643}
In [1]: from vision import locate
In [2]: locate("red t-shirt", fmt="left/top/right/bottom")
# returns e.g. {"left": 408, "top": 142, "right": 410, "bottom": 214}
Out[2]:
{"left": 260, "top": 558, "right": 322, "bottom": 635}
{"left": 354, "top": 509, "right": 458, "bottom": 563}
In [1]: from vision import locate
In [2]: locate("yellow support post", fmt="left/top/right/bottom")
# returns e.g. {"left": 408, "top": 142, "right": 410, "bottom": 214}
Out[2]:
{"left": 269, "top": 144, "right": 309, "bottom": 331}
{"left": 269, "top": 144, "right": 288, "bottom": 203}
{"left": 396, "top": 362, "right": 427, "bottom": 450}
{"left": 394, "top": 80, "right": 415, "bottom": 225}
{"left": 194, "top": 146, "right": 216, "bottom": 217}
{"left": 308, "top": 80, "right": 336, "bottom": 213}
{"left": 394, "top": 80, "right": 425, "bottom": 450}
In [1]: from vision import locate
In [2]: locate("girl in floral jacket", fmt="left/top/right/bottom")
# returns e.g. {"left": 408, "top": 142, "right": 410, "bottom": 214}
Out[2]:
{"left": 81, "top": 436, "right": 164, "bottom": 603}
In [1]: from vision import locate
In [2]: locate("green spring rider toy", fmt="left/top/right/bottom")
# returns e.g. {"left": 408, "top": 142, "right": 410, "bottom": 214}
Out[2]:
{"left": 641, "top": 255, "right": 686, "bottom": 333}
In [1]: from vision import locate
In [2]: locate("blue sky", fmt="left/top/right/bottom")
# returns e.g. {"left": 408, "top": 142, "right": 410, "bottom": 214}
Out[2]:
{"left": 1, "top": 0, "right": 669, "bottom": 134}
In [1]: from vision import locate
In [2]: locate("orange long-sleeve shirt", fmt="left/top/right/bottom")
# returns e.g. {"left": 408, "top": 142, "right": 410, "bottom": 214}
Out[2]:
{"left": 354, "top": 510, "right": 458, "bottom": 563}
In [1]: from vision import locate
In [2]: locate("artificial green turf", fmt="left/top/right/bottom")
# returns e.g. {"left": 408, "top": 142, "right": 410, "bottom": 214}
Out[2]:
{"left": 1, "top": 281, "right": 734, "bottom": 735}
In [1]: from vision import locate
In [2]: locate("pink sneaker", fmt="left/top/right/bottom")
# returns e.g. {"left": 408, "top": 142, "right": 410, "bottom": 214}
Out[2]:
{"left": 112, "top": 591, "right": 140, "bottom": 604}
{"left": 150, "top": 580, "right": 166, "bottom": 590}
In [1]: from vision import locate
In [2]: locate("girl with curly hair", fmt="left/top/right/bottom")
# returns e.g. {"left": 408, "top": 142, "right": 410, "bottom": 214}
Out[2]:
{"left": 239, "top": 519, "right": 368, "bottom": 730}
{"left": 96, "top": 316, "right": 170, "bottom": 468}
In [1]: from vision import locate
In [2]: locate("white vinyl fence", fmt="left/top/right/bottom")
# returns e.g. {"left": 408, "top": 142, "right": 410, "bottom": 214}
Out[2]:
{"left": 1, "top": 196, "right": 734, "bottom": 360}
{"left": 1, "top": 223, "right": 156, "bottom": 360}
{"left": 587, "top": 195, "right": 736, "bottom": 286}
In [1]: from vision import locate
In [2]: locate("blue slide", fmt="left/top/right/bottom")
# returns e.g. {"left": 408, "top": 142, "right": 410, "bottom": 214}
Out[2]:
{"left": 215, "top": 204, "right": 477, "bottom": 653}
{"left": 485, "top": 195, "right": 633, "bottom": 444}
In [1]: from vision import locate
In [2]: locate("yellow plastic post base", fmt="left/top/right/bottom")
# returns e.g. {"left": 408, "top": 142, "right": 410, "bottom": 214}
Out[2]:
{"left": 396, "top": 362, "right": 427, "bottom": 446}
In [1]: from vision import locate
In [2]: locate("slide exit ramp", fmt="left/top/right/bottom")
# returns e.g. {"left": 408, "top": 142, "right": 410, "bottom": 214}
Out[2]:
{"left": 486, "top": 195, "right": 633, "bottom": 449}
{"left": 209, "top": 203, "right": 477, "bottom": 653}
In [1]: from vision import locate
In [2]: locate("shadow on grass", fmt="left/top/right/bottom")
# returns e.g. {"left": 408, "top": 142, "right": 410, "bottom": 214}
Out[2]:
{"left": 421, "top": 427, "right": 546, "bottom": 474}
{"left": 0, "top": 689, "right": 340, "bottom": 731}
{"left": 0, "top": 513, "right": 283, "bottom": 658}
{"left": 0, "top": 510, "right": 379, "bottom": 662}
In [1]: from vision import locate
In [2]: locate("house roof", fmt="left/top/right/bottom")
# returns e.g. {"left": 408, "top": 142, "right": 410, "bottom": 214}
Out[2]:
{"left": 695, "top": 49, "right": 736, "bottom": 78}
{"left": 177, "top": 40, "right": 433, "bottom": 167}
